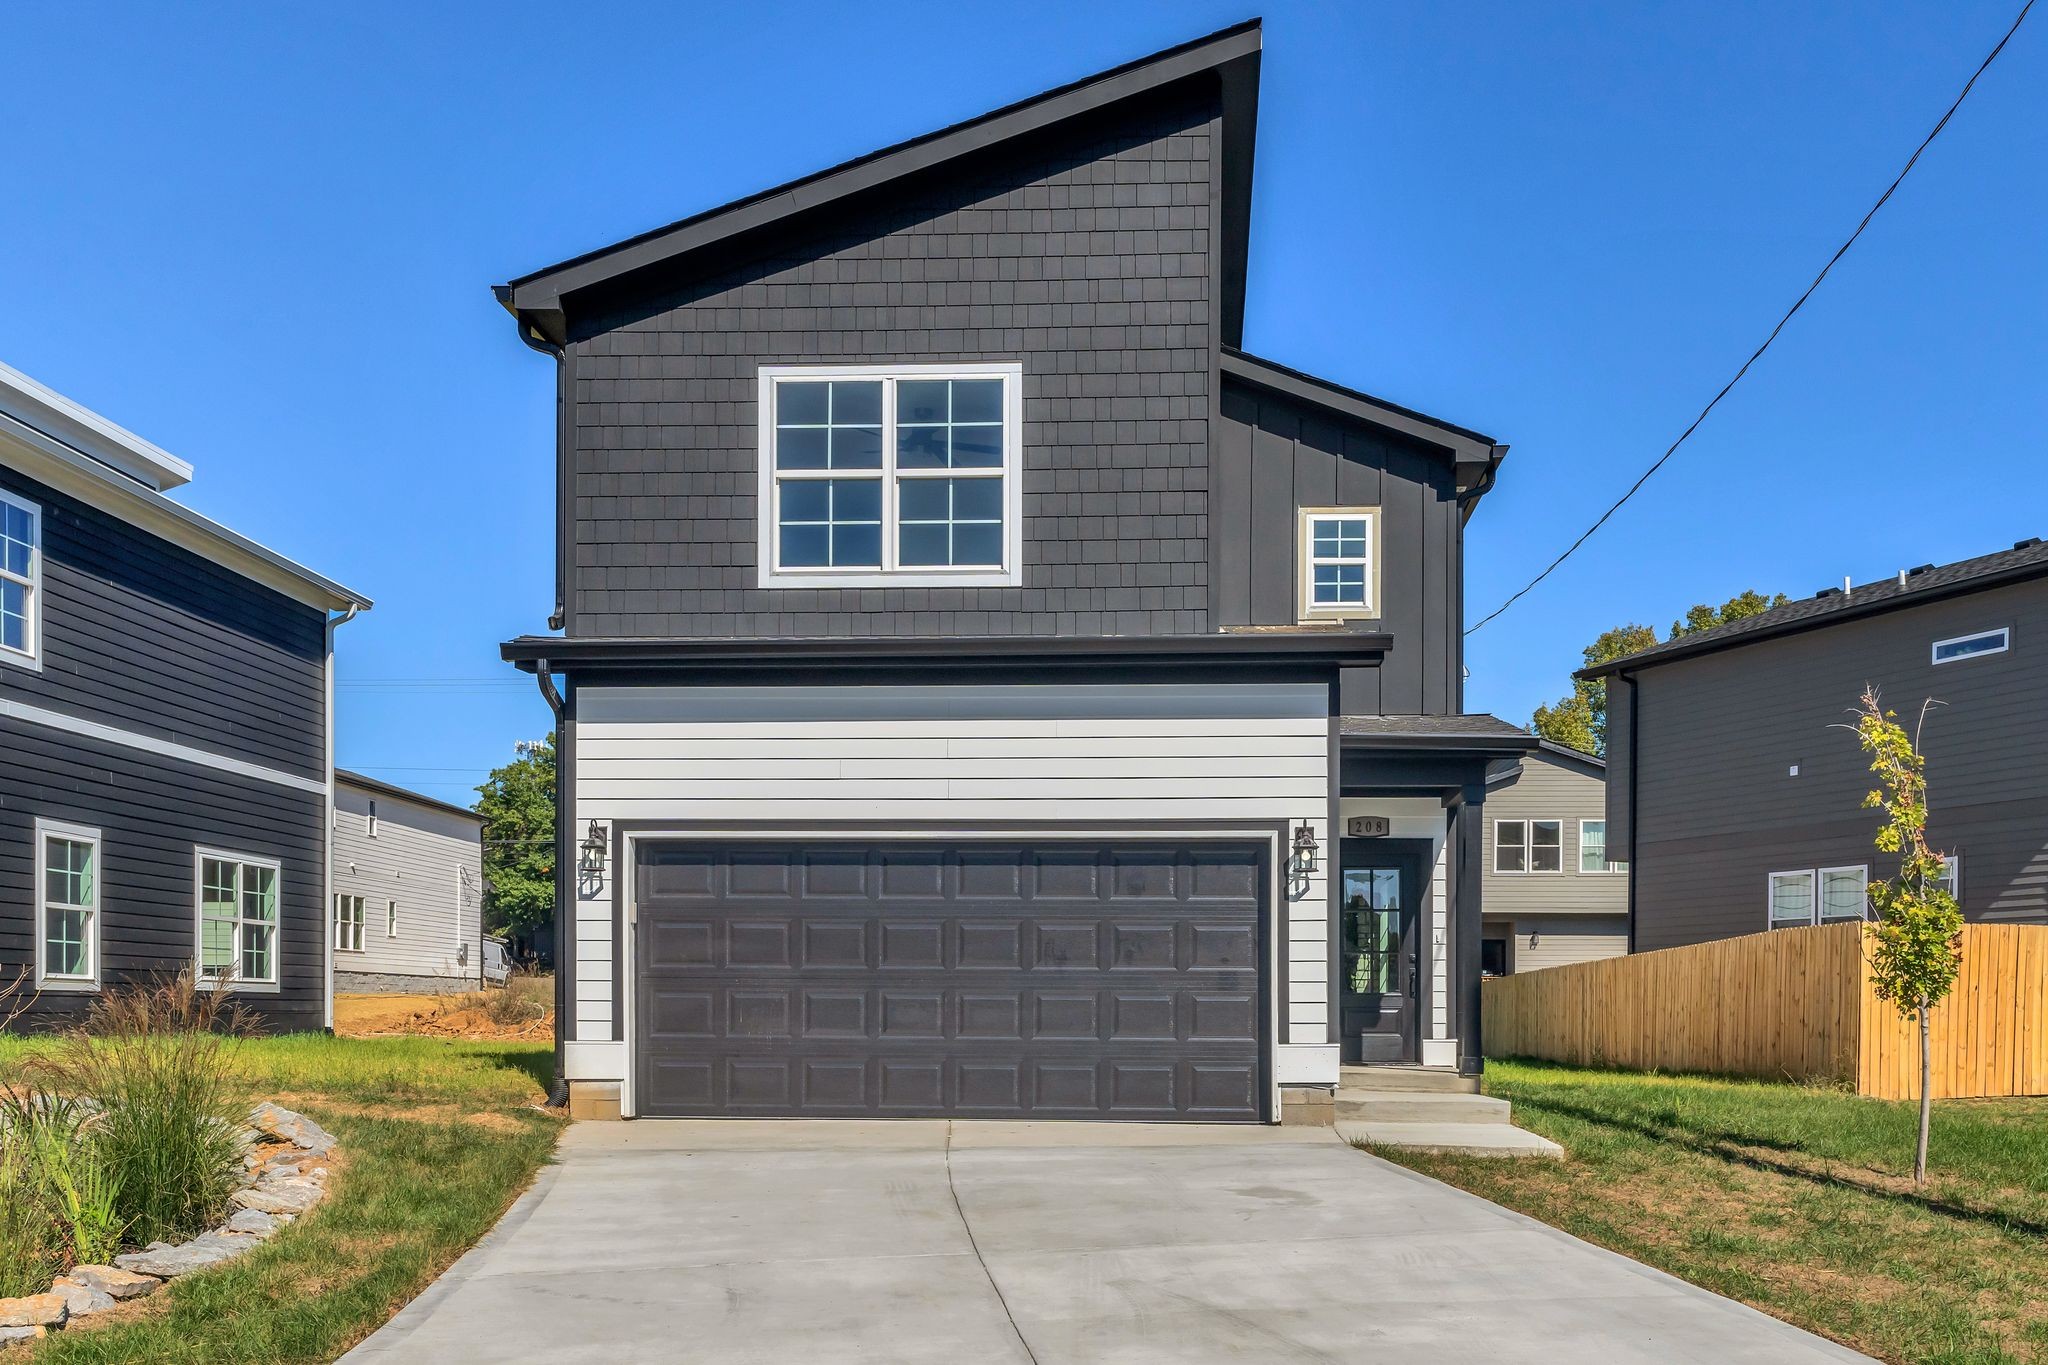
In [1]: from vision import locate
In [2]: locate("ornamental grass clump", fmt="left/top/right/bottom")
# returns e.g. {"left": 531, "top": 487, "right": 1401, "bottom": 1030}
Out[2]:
{"left": 33, "top": 968, "right": 255, "bottom": 1246}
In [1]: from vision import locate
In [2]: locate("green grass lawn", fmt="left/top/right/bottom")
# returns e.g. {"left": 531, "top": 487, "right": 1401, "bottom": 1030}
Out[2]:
{"left": 0, "top": 1034, "right": 561, "bottom": 1363}
{"left": 1374, "top": 1060, "right": 2048, "bottom": 1365}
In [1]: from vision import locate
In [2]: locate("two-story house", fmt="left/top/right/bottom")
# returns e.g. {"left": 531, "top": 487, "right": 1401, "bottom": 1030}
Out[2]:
{"left": 1587, "top": 537, "right": 2048, "bottom": 951}
{"left": 331, "top": 770, "right": 486, "bottom": 994}
{"left": 497, "top": 22, "right": 1532, "bottom": 1123}
{"left": 1, "top": 361, "right": 369, "bottom": 1031}
{"left": 1480, "top": 740, "right": 1628, "bottom": 974}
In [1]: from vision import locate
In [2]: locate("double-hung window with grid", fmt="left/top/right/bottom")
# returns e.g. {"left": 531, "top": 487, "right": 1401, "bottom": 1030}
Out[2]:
{"left": 36, "top": 819, "right": 100, "bottom": 988}
{"left": 758, "top": 365, "right": 1021, "bottom": 588}
{"left": 198, "top": 851, "right": 280, "bottom": 987}
{"left": 1, "top": 490, "right": 39, "bottom": 664}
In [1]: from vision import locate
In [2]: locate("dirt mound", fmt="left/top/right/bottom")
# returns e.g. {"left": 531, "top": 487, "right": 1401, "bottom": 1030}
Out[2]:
{"left": 335, "top": 991, "right": 552, "bottom": 1042}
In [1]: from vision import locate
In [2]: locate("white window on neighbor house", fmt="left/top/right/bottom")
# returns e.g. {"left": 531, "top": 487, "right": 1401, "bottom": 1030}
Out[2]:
{"left": 333, "top": 894, "right": 365, "bottom": 953}
{"left": 1818, "top": 866, "right": 1869, "bottom": 923}
{"left": 1494, "top": 820, "right": 1527, "bottom": 873}
{"left": 36, "top": 819, "right": 100, "bottom": 989}
{"left": 757, "top": 365, "right": 1022, "bottom": 588}
{"left": 367, "top": 800, "right": 378, "bottom": 838}
{"left": 1769, "top": 870, "right": 1816, "bottom": 929}
{"left": 1579, "top": 819, "right": 1627, "bottom": 874}
{"left": 198, "top": 851, "right": 280, "bottom": 987}
{"left": 1931, "top": 627, "right": 2009, "bottom": 665}
{"left": 1529, "top": 819, "right": 1563, "bottom": 872}
{"left": 1299, "top": 508, "right": 1380, "bottom": 620}
{"left": 0, "top": 490, "right": 40, "bottom": 666}
{"left": 386, "top": 899, "right": 399, "bottom": 940}
{"left": 1934, "top": 854, "right": 1960, "bottom": 902}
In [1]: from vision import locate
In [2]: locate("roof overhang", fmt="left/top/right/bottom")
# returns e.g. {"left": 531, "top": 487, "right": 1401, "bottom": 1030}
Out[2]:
{"left": 497, "top": 21, "right": 1262, "bottom": 347}
{"left": 0, "top": 402, "right": 370, "bottom": 614}
{"left": 504, "top": 629, "right": 1387, "bottom": 677}
{"left": 0, "top": 360, "right": 193, "bottom": 491}
{"left": 334, "top": 769, "right": 484, "bottom": 826}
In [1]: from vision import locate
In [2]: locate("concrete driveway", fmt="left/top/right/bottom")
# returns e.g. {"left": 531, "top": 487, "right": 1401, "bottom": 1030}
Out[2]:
{"left": 345, "top": 1121, "right": 1868, "bottom": 1364}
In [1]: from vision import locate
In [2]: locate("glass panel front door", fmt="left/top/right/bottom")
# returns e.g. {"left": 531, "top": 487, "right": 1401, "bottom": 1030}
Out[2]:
{"left": 1339, "top": 841, "right": 1425, "bottom": 1063}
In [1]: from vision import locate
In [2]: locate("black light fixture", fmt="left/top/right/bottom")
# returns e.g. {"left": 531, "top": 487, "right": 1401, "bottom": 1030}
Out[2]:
{"left": 579, "top": 819, "right": 609, "bottom": 873}
{"left": 1292, "top": 821, "right": 1320, "bottom": 874}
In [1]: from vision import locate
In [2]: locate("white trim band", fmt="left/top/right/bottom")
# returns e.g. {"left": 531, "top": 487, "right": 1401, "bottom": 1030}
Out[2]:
{"left": 0, "top": 696, "right": 327, "bottom": 795}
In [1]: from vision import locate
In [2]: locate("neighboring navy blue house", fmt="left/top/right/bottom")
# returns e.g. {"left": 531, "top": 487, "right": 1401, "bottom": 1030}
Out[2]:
{"left": 497, "top": 21, "right": 1532, "bottom": 1123}
{"left": 0, "top": 361, "right": 370, "bottom": 1032}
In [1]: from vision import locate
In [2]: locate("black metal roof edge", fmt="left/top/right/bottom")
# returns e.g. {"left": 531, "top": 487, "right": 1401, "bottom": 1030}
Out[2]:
{"left": 1534, "top": 737, "right": 1605, "bottom": 770}
{"left": 501, "top": 629, "right": 1388, "bottom": 671}
{"left": 1578, "top": 550, "right": 2048, "bottom": 681}
{"left": 498, "top": 20, "right": 1263, "bottom": 338}
{"left": 1340, "top": 731, "right": 1540, "bottom": 755}
{"left": 1220, "top": 347, "right": 1500, "bottom": 457}
{"left": 334, "top": 768, "right": 484, "bottom": 825}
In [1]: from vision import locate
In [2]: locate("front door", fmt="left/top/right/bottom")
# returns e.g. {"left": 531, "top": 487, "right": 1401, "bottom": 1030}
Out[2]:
{"left": 1339, "top": 839, "right": 1428, "bottom": 1063}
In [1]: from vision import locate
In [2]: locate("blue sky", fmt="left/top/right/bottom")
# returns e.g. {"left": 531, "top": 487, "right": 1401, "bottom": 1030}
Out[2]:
{"left": 2, "top": 2, "right": 2040, "bottom": 802}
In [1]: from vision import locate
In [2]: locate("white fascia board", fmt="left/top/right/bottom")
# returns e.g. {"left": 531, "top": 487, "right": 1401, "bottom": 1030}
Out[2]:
{"left": 0, "top": 411, "right": 371, "bottom": 613}
{"left": 0, "top": 359, "right": 194, "bottom": 491}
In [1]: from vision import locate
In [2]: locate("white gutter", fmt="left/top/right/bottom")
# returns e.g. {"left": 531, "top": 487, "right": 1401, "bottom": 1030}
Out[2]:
{"left": 322, "top": 603, "right": 362, "bottom": 1031}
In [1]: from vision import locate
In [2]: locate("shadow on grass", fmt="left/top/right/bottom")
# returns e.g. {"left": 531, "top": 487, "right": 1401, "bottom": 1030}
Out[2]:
{"left": 471, "top": 1046, "right": 554, "bottom": 1095}
{"left": 1519, "top": 1093, "right": 2048, "bottom": 1238}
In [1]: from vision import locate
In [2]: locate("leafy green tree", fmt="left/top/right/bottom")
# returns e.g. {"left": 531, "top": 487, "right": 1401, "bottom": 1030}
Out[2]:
{"left": 475, "top": 734, "right": 557, "bottom": 942}
{"left": 1852, "top": 688, "right": 1964, "bottom": 1185}
{"left": 1531, "top": 591, "right": 1785, "bottom": 755}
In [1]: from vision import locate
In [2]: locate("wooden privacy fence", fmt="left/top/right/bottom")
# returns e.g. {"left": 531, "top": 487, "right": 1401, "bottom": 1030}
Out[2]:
{"left": 1483, "top": 921, "right": 2048, "bottom": 1100}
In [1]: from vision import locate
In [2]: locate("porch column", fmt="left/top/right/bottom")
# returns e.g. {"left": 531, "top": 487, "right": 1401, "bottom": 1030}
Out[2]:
{"left": 1451, "top": 782, "right": 1487, "bottom": 1076}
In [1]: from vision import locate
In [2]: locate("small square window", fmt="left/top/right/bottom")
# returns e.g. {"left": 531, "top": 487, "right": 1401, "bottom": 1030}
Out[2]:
{"left": 1769, "top": 870, "right": 1816, "bottom": 929}
{"left": 1300, "top": 508, "right": 1378, "bottom": 619}
{"left": 1494, "top": 820, "right": 1527, "bottom": 873}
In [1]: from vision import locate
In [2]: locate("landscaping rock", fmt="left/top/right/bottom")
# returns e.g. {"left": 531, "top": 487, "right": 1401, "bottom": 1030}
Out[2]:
{"left": 0, "top": 1325, "right": 46, "bottom": 1347}
{"left": 249, "top": 1101, "right": 336, "bottom": 1155}
{"left": 0, "top": 1294, "right": 65, "bottom": 1328}
{"left": 224, "top": 1207, "right": 284, "bottom": 1238}
{"left": 266, "top": 1159, "right": 302, "bottom": 1178}
{"left": 115, "top": 1240, "right": 238, "bottom": 1279}
{"left": 234, "top": 1176, "right": 325, "bottom": 1215}
{"left": 185, "top": 1231, "right": 263, "bottom": 1259}
{"left": 66, "top": 1265, "right": 159, "bottom": 1300}
{"left": 51, "top": 1278, "right": 117, "bottom": 1317}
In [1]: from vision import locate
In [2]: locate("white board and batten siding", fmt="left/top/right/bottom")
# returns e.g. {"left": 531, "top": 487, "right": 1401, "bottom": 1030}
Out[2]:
{"left": 333, "top": 777, "right": 485, "bottom": 988}
{"left": 567, "top": 683, "right": 1337, "bottom": 1090}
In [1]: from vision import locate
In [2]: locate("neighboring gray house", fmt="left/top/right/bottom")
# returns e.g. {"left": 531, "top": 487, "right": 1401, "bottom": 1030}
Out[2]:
{"left": 332, "top": 771, "right": 485, "bottom": 994}
{"left": 1587, "top": 537, "right": 2048, "bottom": 952}
{"left": 1480, "top": 741, "right": 1627, "bottom": 975}
{"left": 497, "top": 22, "right": 1534, "bottom": 1123}
{"left": 0, "top": 361, "right": 370, "bottom": 1032}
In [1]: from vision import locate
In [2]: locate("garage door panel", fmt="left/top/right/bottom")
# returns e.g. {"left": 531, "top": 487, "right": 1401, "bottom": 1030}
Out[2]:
{"left": 634, "top": 839, "right": 1267, "bottom": 1121}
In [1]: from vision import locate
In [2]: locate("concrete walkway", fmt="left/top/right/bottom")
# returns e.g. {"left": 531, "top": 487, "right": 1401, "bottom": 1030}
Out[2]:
{"left": 345, "top": 1121, "right": 1870, "bottom": 1364}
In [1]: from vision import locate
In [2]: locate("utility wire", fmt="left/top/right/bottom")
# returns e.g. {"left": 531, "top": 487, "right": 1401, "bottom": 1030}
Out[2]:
{"left": 1467, "top": 0, "right": 2033, "bottom": 636}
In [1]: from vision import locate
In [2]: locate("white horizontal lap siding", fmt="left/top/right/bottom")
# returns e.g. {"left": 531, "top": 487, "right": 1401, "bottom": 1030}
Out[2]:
{"left": 571, "top": 683, "right": 1332, "bottom": 1068}
{"left": 332, "top": 785, "right": 484, "bottom": 983}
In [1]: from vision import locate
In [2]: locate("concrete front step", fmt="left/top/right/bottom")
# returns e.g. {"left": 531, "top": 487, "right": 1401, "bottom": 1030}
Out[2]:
{"left": 1337, "top": 1065, "right": 1479, "bottom": 1094}
{"left": 1334, "top": 1090, "right": 1512, "bottom": 1125}
{"left": 1338, "top": 1120, "right": 1564, "bottom": 1158}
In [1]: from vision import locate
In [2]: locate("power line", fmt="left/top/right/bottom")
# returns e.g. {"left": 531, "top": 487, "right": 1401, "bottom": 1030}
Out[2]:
{"left": 1467, "top": 0, "right": 2033, "bottom": 637}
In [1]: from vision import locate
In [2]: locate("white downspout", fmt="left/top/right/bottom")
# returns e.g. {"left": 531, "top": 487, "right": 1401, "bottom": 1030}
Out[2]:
{"left": 323, "top": 602, "right": 361, "bottom": 1032}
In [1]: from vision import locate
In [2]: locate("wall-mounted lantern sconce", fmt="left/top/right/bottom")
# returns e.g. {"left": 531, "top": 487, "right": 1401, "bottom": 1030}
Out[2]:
{"left": 1291, "top": 821, "right": 1320, "bottom": 875}
{"left": 579, "top": 819, "right": 609, "bottom": 874}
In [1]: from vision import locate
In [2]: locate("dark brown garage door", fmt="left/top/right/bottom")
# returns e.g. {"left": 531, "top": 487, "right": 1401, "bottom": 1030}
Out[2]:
{"left": 633, "top": 839, "right": 1267, "bottom": 1121}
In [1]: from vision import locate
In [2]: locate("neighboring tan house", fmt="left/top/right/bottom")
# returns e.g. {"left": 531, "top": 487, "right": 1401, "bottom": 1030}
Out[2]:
{"left": 1480, "top": 741, "right": 1627, "bottom": 974}
{"left": 0, "top": 361, "right": 370, "bottom": 1031}
{"left": 1586, "top": 536, "right": 2048, "bottom": 952}
{"left": 497, "top": 21, "right": 1533, "bottom": 1123}
{"left": 331, "top": 771, "right": 485, "bottom": 994}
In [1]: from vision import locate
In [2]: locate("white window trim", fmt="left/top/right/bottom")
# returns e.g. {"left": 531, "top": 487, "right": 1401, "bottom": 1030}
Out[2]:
{"left": 1527, "top": 818, "right": 1565, "bottom": 874}
{"left": 0, "top": 488, "right": 44, "bottom": 672}
{"left": 1578, "top": 818, "right": 1624, "bottom": 874}
{"left": 1297, "top": 506, "right": 1382, "bottom": 622}
{"left": 1931, "top": 626, "right": 2009, "bottom": 665}
{"left": 333, "top": 893, "right": 366, "bottom": 954}
{"left": 755, "top": 362, "right": 1024, "bottom": 589}
{"left": 1767, "top": 869, "right": 1817, "bottom": 930}
{"left": 1494, "top": 819, "right": 1528, "bottom": 874}
{"left": 1818, "top": 864, "right": 1870, "bottom": 924}
{"left": 34, "top": 817, "right": 101, "bottom": 991}
{"left": 194, "top": 846, "right": 282, "bottom": 991}
{"left": 386, "top": 898, "right": 399, "bottom": 940}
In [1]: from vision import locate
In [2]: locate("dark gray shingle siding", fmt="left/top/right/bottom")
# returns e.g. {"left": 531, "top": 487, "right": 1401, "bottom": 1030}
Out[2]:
{"left": 563, "top": 92, "right": 1220, "bottom": 639}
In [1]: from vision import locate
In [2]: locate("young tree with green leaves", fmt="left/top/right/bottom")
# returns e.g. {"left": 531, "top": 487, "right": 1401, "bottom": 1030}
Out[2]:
{"left": 474, "top": 734, "right": 557, "bottom": 949}
{"left": 1851, "top": 687, "right": 1964, "bottom": 1185}
{"left": 1530, "top": 591, "right": 1787, "bottom": 755}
